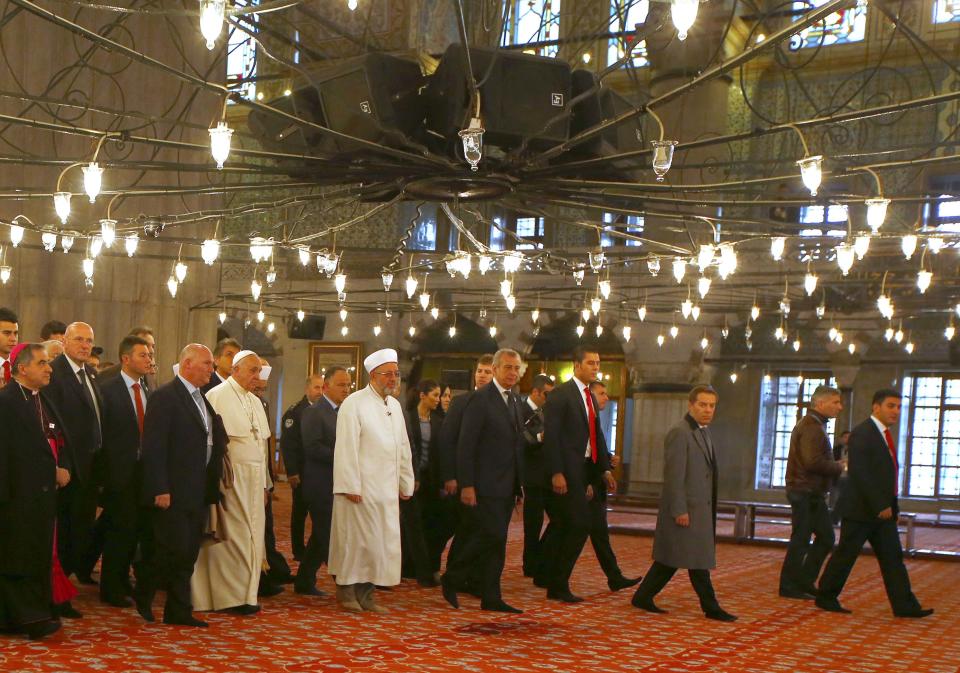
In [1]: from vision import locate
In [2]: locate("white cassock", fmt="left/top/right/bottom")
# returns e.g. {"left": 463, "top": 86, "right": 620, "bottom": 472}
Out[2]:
{"left": 327, "top": 385, "right": 415, "bottom": 586}
{"left": 191, "top": 377, "right": 272, "bottom": 611}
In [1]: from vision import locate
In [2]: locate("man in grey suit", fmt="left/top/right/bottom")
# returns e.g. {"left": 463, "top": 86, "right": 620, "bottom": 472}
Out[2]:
{"left": 631, "top": 385, "right": 737, "bottom": 621}
{"left": 293, "top": 366, "right": 352, "bottom": 596}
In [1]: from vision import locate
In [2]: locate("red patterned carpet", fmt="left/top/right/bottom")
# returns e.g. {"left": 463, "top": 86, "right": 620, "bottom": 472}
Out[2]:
{"left": 2, "top": 486, "right": 958, "bottom": 673}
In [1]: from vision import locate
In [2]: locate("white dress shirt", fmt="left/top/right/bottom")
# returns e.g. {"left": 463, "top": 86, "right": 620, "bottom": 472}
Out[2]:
{"left": 65, "top": 353, "right": 102, "bottom": 424}
{"left": 492, "top": 379, "right": 512, "bottom": 406}
{"left": 120, "top": 370, "right": 147, "bottom": 414}
{"left": 574, "top": 376, "right": 594, "bottom": 458}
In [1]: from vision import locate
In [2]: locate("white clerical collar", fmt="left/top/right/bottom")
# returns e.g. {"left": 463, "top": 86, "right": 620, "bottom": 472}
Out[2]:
{"left": 65, "top": 353, "right": 85, "bottom": 374}
{"left": 871, "top": 415, "right": 887, "bottom": 434}
{"left": 527, "top": 396, "right": 539, "bottom": 411}
{"left": 227, "top": 376, "right": 251, "bottom": 396}
{"left": 323, "top": 394, "right": 339, "bottom": 410}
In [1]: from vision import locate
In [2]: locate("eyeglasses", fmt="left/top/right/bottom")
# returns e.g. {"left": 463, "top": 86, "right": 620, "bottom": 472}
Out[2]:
{"left": 375, "top": 370, "right": 401, "bottom": 378}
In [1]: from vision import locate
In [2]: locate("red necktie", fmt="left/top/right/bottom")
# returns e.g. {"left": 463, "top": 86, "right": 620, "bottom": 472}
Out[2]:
{"left": 884, "top": 428, "right": 899, "bottom": 496}
{"left": 2, "top": 360, "right": 9, "bottom": 384}
{"left": 132, "top": 381, "right": 145, "bottom": 437}
{"left": 584, "top": 386, "right": 598, "bottom": 463}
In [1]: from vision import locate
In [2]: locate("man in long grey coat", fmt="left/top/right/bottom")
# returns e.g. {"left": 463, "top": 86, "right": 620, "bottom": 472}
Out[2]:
{"left": 630, "top": 385, "right": 737, "bottom": 621}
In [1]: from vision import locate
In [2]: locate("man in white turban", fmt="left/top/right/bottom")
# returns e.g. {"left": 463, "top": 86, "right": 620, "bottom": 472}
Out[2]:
{"left": 191, "top": 350, "right": 271, "bottom": 615}
{"left": 328, "top": 348, "right": 415, "bottom": 613}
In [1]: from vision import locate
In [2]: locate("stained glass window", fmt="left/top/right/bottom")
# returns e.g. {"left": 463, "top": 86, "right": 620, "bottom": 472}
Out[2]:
{"left": 790, "top": 0, "right": 867, "bottom": 50}
{"left": 934, "top": 0, "right": 960, "bottom": 24}
{"left": 756, "top": 373, "right": 836, "bottom": 489}
{"left": 608, "top": 0, "right": 649, "bottom": 68}
{"left": 902, "top": 374, "right": 960, "bottom": 497}
{"left": 502, "top": 0, "right": 561, "bottom": 57}
{"left": 226, "top": 0, "right": 258, "bottom": 101}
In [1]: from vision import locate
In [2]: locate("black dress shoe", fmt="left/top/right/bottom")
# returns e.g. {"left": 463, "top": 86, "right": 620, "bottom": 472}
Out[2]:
{"left": 294, "top": 586, "right": 327, "bottom": 597}
{"left": 779, "top": 588, "right": 817, "bottom": 600}
{"left": 163, "top": 616, "right": 209, "bottom": 628}
{"left": 101, "top": 595, "right": 134, "bottom": 608}
{"left": 75, "top": 573, "right": 98, "bottom": 586}
{"left": 258, "top": 582, "right": 284, "bottom": 597}
{"left": 222, "top": 604, "right": 261, "bottom": 616}
{"left": 532, "top": 577, "right": 550, "bottom": 589}
{"left": 133, "top": 593, "right": 156, "bottom": 623}
{"left": 417, "top": 577, "right": 440, "bottom": 588}
{"left": 55, "top": 602, "right": 83, "bottom": 619}
{"left": 631, "top": 597, "right": 668, "bottom": 614}
{"left": 25, "top": 619, "right": 61, "bottom": 640}
{"left": 546, "top": 589, "right": 584, "bottom": 603}
{"left": 481, "top": 600, "right": 523, "bottom": 614}
{"left": 815, "top": 597, "right": 852, "bottom": 614}
{"left": 705, "top": 609, "right": 738, "bottom": 622}
{"left": 608, "top": 576, "right": 642, "bottom": 592}
{"left": 440, "top": 575, "right": 459, "bottom": 609}
{"left": 894, "top": 607, "right": 934, "bottom": 618}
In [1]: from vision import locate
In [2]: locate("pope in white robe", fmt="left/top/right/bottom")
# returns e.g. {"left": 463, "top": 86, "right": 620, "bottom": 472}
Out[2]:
{"left": 191, "top": 350, "right": 271, "bottom": 613}
{"left": 328, "top": 348, "right": 414, "bottom": 612}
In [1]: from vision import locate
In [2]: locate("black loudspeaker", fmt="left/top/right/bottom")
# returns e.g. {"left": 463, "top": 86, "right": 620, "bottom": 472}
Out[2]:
{"left": 288, "top": 315, "right": 326, "bottom": 340}
{"left": 247, "top": 53, "right": 425, "bottom": 158}
{"left": 425, "top": 45, "right": 572, "bottom": 154}
{"left": 562, "top": 69, "right": 645, "bottom": 179}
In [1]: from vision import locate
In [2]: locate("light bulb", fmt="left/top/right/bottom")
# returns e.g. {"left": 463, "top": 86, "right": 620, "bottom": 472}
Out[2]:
{"left": 341, "top": 325, "right": 349, "bottom": 337}
{"left": 718, "top": 243, "right": 737, "bottom": 279}
{"left": 9, "top": 224, "right": 24, "bottom": 247}
{"left": 250, "top": 279, "right": 262, "bottom": 301}
{"left": 458, "top": 117, "right": 484, "bottom": 171}
{"left": 697, "top": 244, "right": 715, "bottom": 272}
{"left": 405, "top": 275, "right": 418, "bottom": 298}
{"left": 348, "top": 0, "right": 358, "bottom": 10}
{"left": 381, "top": 271, "right": 394, "bottom": 291}
{"left": 500, "top": 279, "right": 512, "bottom": 298}
{"left": 98, "top": 220, "right": 118, "bottom": 249}
{"left": 581, "top": 308, "right": 592, "bottom": 322}
{"left": 531, "top": 308, "right": 540, "bottom": 323}
{"left": 905, "top": 341, "right": 914, "bottom": 354}
{"left": 671, "top": 0, "right": 699, "bottom": 41}
{"left": 638, "top": 305, "right": 647, "bottom": 322}
{"left": 339, "top": 308, "right": 348, "bottom": 322}
{"left": 771, "top": 237, "right": 786, "bottom": 262}
{"left": 0, "top": 266, "right": 10, "bottom": 284}
{"left": 573, "top": 268, "right": 585, "bottom": 286}
{"left": 430, "top": 306, "right": 439, "bottom": 320}
{"left": 895, "top": 327, "right": 904, "bottom": 344}
{"left": 209, "top": 121, "right": 233, "bottom": 169}
{"left": 828, "top": 326, "right": 838, "bottom": 341}
{"left": 334, "top": 273, "right": 347, "bottom": 294}
{"left": 691, "top": 305, "right": 701, "bottom": 321}
{"left": 296, "top": 309, "right": 305, "bottom": 322}
{"left": 797, "top": 155, "right": 823, "bottom": 196}
{"left": 591, "top": 297, "right": 602, "bottom": 315}
{"left": 698, "top": 276, "right": 711, "bottom": 298}
{"left": 730, "top": 372, "right": 738, "bottom": 383}
{"left": 576, "top": 324, "right": 585, "bottom": 338}
{"left": 448, "top": 325, "right": 457, "bottom": 338}
{"left": 848, "top": 342, "right": 856, "bottom": 355}
{"left": 657, "top": 333, "right": 665, "bottom": 347}
{"left": 90, "top": 236, "right": 103, "bottom": 259}
{"left": 199, "top": 0, "right": 225, "bottom": 50}
{"left": 599, "top": 279, "right": 611, "bottom": 299}
{"left": 175, "top": 261, "right": 188, "bottom": 283}
{"left": 700, "top": 336, "right": 709, "bottom": 350}
{"left": 854, "top": 235, "right": 870, "bottom": 260}
{"left": 946, "top": 325, "right": 956, "bottom": 341}
{"left": 835, "top": 243, "right": 855, "bottom": 276}
{"left": 219, "top": 311, "right": 227, "bottom": 324}
{"left": 751, "top": 304, "right": 760, "bottom": 321}
{"left": 647, "top": 257, "right": 661, "bottom": 276}
{"left": 54, "top": 192, "right": 71, "bottom": 224}
{"left": 506, "top": 295, "right": 516, "bottom": 313}
{"left": 902, "top": 234, "right": 918, "bottom": 260}
{"left": 201, "top": 239, "right": 220, "bottom": 265}
{"left": 298, "top": 247, "right": 312, "bottom": 266}
{"left": 917, "top": 270, "right": 932, "bottom": 294}
{"left": 681, "top": 298, "right": 692, "bottom": 319}
{"left": 167, "top": 276, "right": 178, "bottom": 298}
{"left": 596, "top": 324, "right": 604, "bottom": 337}
{"left": 478, "top": 255, "right": 492, "bottom": 275}
{"left": 82, "top": 162, "right": 103, "bottom": 203}
{"left": 793, "top": 338, "right": 801, "bottom": 352}
{"left": 651, "top": 140, "right": 678, "bottom": 181}
{"left": 672, "top": 258, "right": 686, "bottom": 283}
{"left": 885, "top": 327, "right": 894, "bottom": 341}
{"left": 41, "top": 231, "right": 57, "bottom": 252}
{"left": 928, "top": 237, "right": 944, "bottom": 254}
{"left": 670, "top": 324, "right": 679, "bottom": 339}
{"left": 419, "top": 292, "right": 430, "bottom": 311}
{"left": 865, "top": 198, "right": 889, "bottom": 232}
{"left": 408, "top": 325, "right": 416, "bottom": 337}
{"left": 82, "top": 257, "right": 94, "bottom": 280}
{"left": 804, "top": 273, "right": 818, "bottom": 296}
{"left": 489, "top": 324, "right": 498, "bottom": 338}
{"left": 622, "top": 324, "right": 632, "bottom": 341}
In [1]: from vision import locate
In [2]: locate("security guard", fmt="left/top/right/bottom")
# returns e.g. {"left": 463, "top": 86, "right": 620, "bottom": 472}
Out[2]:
{"left": 280, "top": 373, "right": 325, "bottom": 560}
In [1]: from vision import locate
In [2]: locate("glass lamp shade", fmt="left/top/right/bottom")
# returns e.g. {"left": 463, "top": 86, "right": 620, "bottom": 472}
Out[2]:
{"left": 697, "top": 244, "right": 714, "bottom": 272}
{"left": 54, "top": 191, "right": 71, "bottom": 224}
{"left": 250, "top": 279, "right": 262, "bottom": 301}
{"left": 901, "top": 234, "right": 918, "bottom": 260}
{"left": 83, "top": 163, "right": 103, "bottom": 203}
{"left": 100, "top": 219, "right": 116, "bottom": 248}
{"left": 804, "top": 273, "right": 818, "bottom": 296}
{"left": 681, "top": 299, "right": 692, "bottom": 319}
{"left": 458, "top": 118, "right": 484, "bottom": 171}
{"left": 166, "top": 276, "right": 178, "bottom": 298}
{"left": 123, "top": 233, "right": 138, "bottom": 257}
{"left": 865, "top": 198, "right": 889, "bottom": 232}
{"left": 638, "top": 305, "right": 647, "bottom": 321}
{"left": 0, "top": 266, "right": 10, "bottom": 284}
{"left": 405, "top": 275, "right": 418, "bottom": 298}
{"left": 503, "top": 251, "right": 523, "bottom": 274}
{"left": 420, "top": 292, "right": 431, "bottom": 311}
{"left": 199, "top": 0, "right": 225, "bottom": 50}
{"left": 298, "top": 247, "right": 312, "bottom": 266}
{"left": 854, "top": 235, "right": 870, "bottom": 260}
{"left": 651, "top": 140, "right": 678, "bottom": 181}
{"left": 478, "top": 255, "right": 492, "bottom": 275}
{"left": 672, "top": 258, "right": 686, "bottom": 283}
{"left": 334, "top": 273, "right": 347, "bottom": 294}
{"left": 81, "top": 257, "right": 95, "bottom": 280}
{"left": 381, "top": 271, "right": 394, "bottom": 291}
{"left": 572, "top": 268, "right": 585, "bottom": 285}
{"left": 771, "top": 236, "right": 786, "bottom": 261}
{"left": 672, "top": 0, "right": 699, "bottom": 41}
{"left": 622, "top": 324, "right": 632, "bottom": 342}
{"left": 835, "top": 243, "right": 855, "bottom": 276}
{"left": 917, "top": 270, "right": 932, "bottom": 294}
{"left": 698, "top": 276, "right": 711, "bottom": 298}
{"left": 797, "top": 155, "right": 823, "bottom": 196}
{"left": 647, "top": 257, "right": 661, "bottom": 276}
{"left": 175, "top": 262, "right": 188, "bottom": 283}
{"left": 41, "top": 231, "right": 58, "bottom": 252}
{"left": 209, "top": 121, "right": 233, "bottom": 169}
{"left": 201, "top": 239, "right": 220, "bottom": 265}
{"left": 9, "top": 224, "right": 24, "bottom": 248}
{"left": 506, "top": 295, "right": 516, "bottom": 313}
{"left": 591, "top": 297, "right": 602, "bottom": 315}
{"left": 599, "top": 279, "right": 611, "bottom": 299}
{"left": 657, "top": 333, "right": 665, "bottom": 347}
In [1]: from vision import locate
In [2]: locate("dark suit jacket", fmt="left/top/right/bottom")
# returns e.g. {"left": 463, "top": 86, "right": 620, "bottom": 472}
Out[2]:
{"left": 405, "top": 408, "right": 444, "bottom": 488}
{"left": 0, "top": 383, "right": 63, "bottom": 577}
{"left": 99, "top": 373, "right": 145, "bottom": 493}
{"left": 542, "top": 378, "right": 610, "bottom": 488}
{"left": 280, "top": 395, "right": 310, "bottom": 479}
{"left": 839, "top": 417, "right": 900, "bottom": 521}
{"left": 456, "top": 382, "right": 522, "bottom": 499}
{"left": 45, "top": 354, "right": 104, "bottom": 484}
{"left": 299, "top": 397, "right": 338, "bottom": 510}
{"left": 521, "top": 400, "right": 547, "bottom": 488}
{"left": 140, "top": 377, "right": 226, "bottom": 511}
{"left": 439, "top": 392, "right": 475, "bottom": 483}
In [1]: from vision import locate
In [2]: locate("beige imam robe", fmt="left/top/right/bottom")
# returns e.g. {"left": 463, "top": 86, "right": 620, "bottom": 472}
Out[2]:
{"left": 327, "top": 384, "right": 415, "bottom": 586}
{"left": 192, "top": 377, "right": 272, "bottom": 611}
